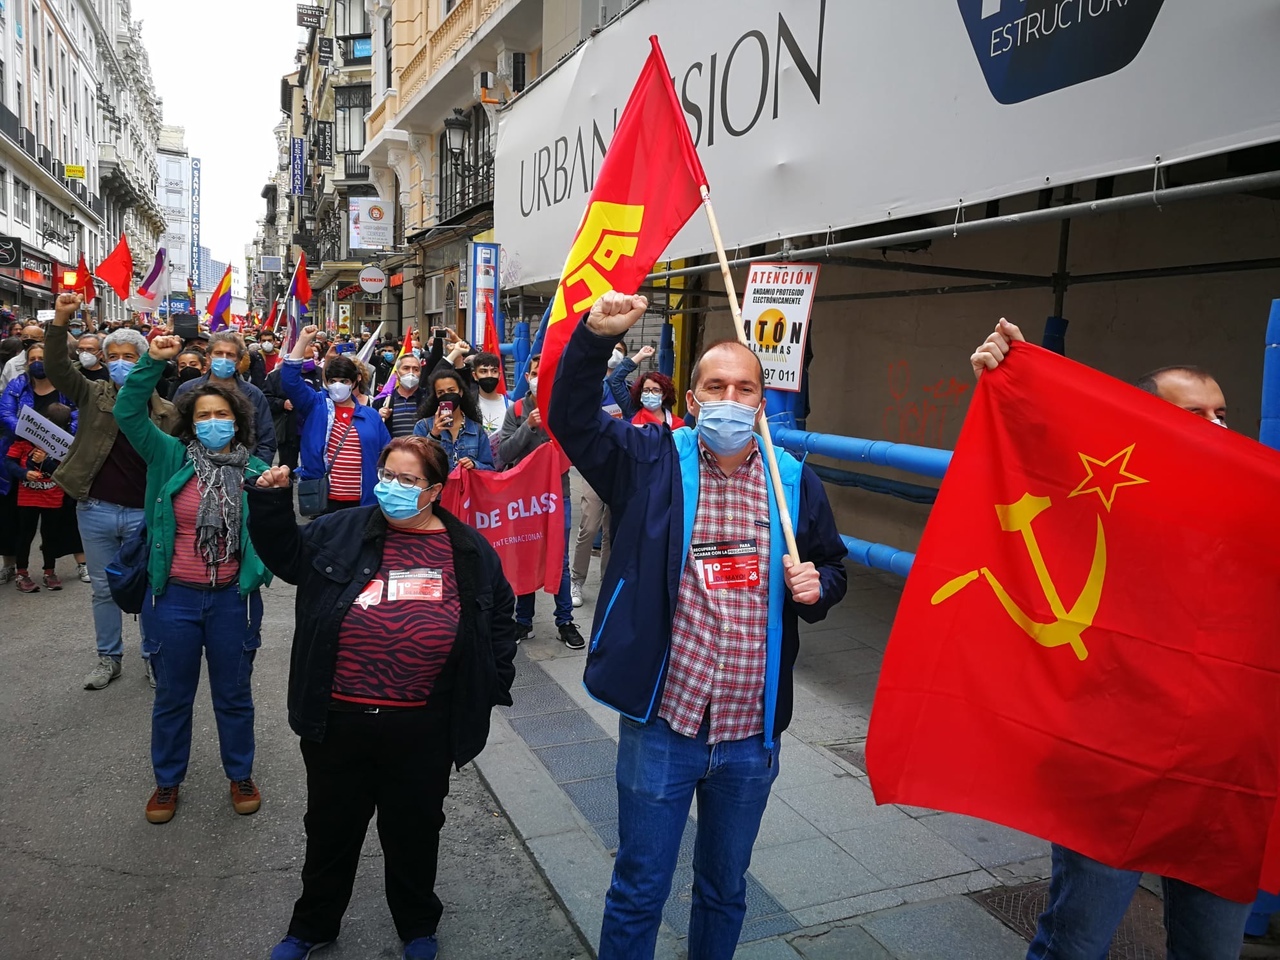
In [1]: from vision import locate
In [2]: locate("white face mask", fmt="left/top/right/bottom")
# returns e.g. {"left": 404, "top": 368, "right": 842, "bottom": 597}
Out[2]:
{"left": 78, "top": 351, "right": 101, "bottom": 369}
{"left": 327, "top": 382, "right": 353, "bottom": 403}
{"left": 399, "top": 374, "right": 420, "bottom": 391}
{"left": 607, "top": 349, "right": 623, "bottom": 371}
{"left": 261, "top": 342, "right": 275, "bottom": 353}
{"left": 1213, "top": 417, "right": 1227, "bottom": 428}
{"left": 526, "top": 375, "right": 538, "bottom": 396}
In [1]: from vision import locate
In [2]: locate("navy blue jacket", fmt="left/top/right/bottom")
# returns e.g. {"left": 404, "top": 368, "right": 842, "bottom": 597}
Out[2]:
{"left": 548, "top": 319, "right": 848, "bottom": 751}
{"left": 281, "top": 358, "right": 391, "bottom": 507}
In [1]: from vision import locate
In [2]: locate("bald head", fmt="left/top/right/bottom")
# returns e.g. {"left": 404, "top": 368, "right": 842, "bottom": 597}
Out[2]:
{"left": 1136, "top": 366, "right": 1227, "bottom": 425}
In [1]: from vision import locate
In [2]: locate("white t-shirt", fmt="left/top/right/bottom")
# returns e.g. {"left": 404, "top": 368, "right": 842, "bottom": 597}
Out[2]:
{"left": 478, "top": 393, "right": 511, "bottom": 436}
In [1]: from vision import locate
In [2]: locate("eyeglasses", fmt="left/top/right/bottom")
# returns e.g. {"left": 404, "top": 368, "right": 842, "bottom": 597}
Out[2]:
{"left": 377, "top": 468, "right": 433, "bottom": 490}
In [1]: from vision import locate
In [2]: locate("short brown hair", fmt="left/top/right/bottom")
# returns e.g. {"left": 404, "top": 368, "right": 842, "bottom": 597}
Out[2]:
{"left": 1134, "top": 365, "right": 1217, "bottom": 396}
{"left": 377, "top": 435, "right": 450, "bottom": 487}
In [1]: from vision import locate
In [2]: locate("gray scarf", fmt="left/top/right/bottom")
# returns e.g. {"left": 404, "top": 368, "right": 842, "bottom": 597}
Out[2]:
{"left": 185, "top": 440, "right": 249, "bottom": 585}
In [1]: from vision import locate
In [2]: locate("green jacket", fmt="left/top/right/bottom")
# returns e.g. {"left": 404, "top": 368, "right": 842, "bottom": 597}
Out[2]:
{"left": 43, "top": 322, "right": 180, "bottom": 500}
{"left": 113, "top": 352, "right": 272, "bottom": 598}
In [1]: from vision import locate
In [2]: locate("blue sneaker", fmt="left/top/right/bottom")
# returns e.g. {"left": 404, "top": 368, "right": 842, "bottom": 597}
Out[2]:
{"left": 269, "top": 935, "right": 331, "bottom": 960}
{"left": 403, "top": 936, "right": 438, "bottom": 960}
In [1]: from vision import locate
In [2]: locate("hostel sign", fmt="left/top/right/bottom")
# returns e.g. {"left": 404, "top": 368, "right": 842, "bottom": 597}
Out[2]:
{"left": 740, "top": 262, "right": 819, "bottom": 393}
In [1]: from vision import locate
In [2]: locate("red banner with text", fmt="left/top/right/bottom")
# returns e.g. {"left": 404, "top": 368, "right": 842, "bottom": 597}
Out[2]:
{"left": 440, "top": 443, "right": 566, "bottom": 596}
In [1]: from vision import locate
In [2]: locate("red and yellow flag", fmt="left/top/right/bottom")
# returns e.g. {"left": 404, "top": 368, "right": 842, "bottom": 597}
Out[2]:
{"left": 536, "top": 36, "right": 706, "bottom": 429}
{"left": 480, "top": 290, "right": 507, "bottom": 395}
{"left": 866, "top": 343, "right": 1280, "bottom": 903}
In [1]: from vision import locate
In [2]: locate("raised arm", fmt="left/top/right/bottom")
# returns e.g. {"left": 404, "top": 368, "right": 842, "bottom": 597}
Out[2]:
{"left": 113, "top": 338, "right": 183, "bottom": 465}
{"left": 43, "top": 294, "right": 92, "bottom": 408}
{"left": 245, "top": 469, "right": 309, "bottom": 584}
{"left": 546, "top": 293, "right": 670, "bottom": 503}
{"left": 606, "top": 355, "right": 639, "bottom": 418}
{"left": 282, "top": 324, "right": 323, "bottom": 419}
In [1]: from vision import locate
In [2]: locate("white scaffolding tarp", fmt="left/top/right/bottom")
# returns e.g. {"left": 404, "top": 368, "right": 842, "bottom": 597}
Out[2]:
{"left": 494, "top": 0, "right": 1280, "bottom": 288}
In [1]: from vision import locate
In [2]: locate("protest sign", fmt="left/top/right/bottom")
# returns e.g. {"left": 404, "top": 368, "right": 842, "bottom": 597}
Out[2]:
{"left": 440, "top": 443, "right": 566, "bottom": 596}
{"left": 15, "top": 406, "right": 74, "bottom": 459}
{"left": 740, "top": 263, "right": 819, "bottom": 393}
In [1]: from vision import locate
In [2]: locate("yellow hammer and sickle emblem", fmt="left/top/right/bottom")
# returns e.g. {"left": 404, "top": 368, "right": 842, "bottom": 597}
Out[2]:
{"left": 549, "top": 201, "right": 645, "bottom": 326}
{"left": 931, "top": 493, "right": 1107, "bottom": 661}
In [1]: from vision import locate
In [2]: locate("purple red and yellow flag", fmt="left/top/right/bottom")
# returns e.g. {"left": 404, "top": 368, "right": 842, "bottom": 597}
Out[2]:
{"left": 205, "top": 265, "right": 234, "bottom": 332}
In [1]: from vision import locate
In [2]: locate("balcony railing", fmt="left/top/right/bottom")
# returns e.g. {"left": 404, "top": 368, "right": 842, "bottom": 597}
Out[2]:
{"left": 437, "top": 151, "right": 493, "bottom": 224}
{"left": 343, "top": 153, "right": 369, "bottom": 180}
{"left": 401, "top": 0, "right": 503, "bottom": 100}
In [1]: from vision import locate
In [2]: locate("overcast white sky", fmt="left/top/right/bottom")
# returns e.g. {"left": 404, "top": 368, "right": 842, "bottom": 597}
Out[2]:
{"left": 132, "top": 0, "right": 303, "bottom": 266}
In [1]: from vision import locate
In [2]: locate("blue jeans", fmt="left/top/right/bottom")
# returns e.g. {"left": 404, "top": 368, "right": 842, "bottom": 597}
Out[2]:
{"left": 516, "top": 494, "right": 573, "bottom": 626}
{"left": 76, "top": 498, "right": 149, "bottom": 660}
{"left": 145, "top": 583, "right": 263, "bottom": 787}
{"left": 598, "top": 717, "right": 780, "bottom": 960}
{"left": 1027, "top": 844, "right": 1251, "bottom": 960}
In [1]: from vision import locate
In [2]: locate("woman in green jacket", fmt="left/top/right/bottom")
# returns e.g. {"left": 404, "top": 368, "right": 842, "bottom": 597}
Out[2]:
{"left": 114, "top": 334, "right": 273, "bottom": 826}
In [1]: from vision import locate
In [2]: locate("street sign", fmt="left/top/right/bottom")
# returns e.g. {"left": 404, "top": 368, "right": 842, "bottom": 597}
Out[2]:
{"left": 0, "top": 234, "right": 18, "bottom": 268}
{"left": 358, "top": 266, "right": 387, "bottom": 295}
{"left": 296, "top": 4, "right": 323, "bottom": 28}
{"left": 318, "top": 37, "right": 334, "bottom": 66}
{"left": 290, "top": 138, "right": 306, "bottom": 196}
{"left": 316, "top": 121, "right": 334, "bottom": 167}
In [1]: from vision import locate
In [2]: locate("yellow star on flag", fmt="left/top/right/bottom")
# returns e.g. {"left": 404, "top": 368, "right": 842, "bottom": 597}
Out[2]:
{"left": 1067, "top": 444, "right": 1148, "bottom": 511}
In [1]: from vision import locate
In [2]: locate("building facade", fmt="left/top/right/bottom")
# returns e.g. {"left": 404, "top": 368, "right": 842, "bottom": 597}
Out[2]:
{"left": 154, "top": 123, "right": 193, "bottom": 310}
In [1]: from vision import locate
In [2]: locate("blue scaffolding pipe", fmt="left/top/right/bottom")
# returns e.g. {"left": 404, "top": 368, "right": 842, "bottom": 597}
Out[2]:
{"left": 771, "top": 426, "right": 952, "bottom": 479}
{"left": 842, "top": 535, "right": 914, "bottom": 577}
{"left": 1261, "top": 299, "right": 1280, "bottom": 450}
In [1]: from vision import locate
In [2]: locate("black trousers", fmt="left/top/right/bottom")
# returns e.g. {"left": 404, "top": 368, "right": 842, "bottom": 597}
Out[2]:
{"left": 277, "top": 441, "right": 300, "bottom": 472}
{"left": 289, "top": 706, "right": 454, "bottom": 944}
{"left": 15, "top": 504, "right": 65, "bottom": 571}
{"left": 324, "top": 498, "right": 360, "bottom": 515}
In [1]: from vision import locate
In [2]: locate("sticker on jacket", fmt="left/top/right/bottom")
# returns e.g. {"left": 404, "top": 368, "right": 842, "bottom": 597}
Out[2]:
{"left": 388, "top": 567, "right": 443, "bottom": 601}
{"left": 691, "top": 540, "right": 761, "bottom": 590}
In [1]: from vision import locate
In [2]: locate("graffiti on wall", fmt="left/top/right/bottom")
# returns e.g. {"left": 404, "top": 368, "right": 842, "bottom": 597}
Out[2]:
{"left": 882, "top": 360, "right": 971, "bottom": 446}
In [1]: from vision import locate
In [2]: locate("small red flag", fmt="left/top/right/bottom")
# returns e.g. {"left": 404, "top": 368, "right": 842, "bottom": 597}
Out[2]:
{"left": 95, "top": 234, "right": 133, "bottom": 300}
{"left": 73, "top": 254, "right": 96, "bottom": 305}
{"left": 537, "top": 36, "right": 706, "bottom": 431}
{"left": 866, "top": 344, "right": 1280, "bottom": 903}
{"left": 481, "top": 291, "right": 507, "bottom": 395}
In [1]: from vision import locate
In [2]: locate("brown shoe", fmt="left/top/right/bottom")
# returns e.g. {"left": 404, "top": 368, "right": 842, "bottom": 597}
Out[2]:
{"left": 145, "top": 786, "right": 179, "bottom": 824}
{"left": 230, "top": 778, "right": 261, "bottom": 815}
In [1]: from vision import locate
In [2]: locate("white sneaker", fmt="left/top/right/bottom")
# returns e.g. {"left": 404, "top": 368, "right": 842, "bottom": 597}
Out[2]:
{"left": 570, "top": 580, "right": 583, "bottom": 608}
{"left": 77, "top": 562, "right": 91, "bottom": 583}
{"left": 0, "top": 564, "right": 15, "bottom": 585}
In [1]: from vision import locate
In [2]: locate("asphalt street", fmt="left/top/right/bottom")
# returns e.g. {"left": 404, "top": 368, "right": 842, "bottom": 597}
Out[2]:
{"left": 0, "top": 569, "right": 590, "bottom": 960}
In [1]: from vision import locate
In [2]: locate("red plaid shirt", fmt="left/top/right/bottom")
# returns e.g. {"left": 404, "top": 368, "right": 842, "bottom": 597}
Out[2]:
{"left": 659, "top": 447, "right": 771, "bottom": 743}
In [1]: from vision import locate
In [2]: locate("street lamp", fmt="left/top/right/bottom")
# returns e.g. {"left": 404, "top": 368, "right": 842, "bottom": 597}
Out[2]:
{"left": 443, "top": 108, "right": 469, "bottom": 157}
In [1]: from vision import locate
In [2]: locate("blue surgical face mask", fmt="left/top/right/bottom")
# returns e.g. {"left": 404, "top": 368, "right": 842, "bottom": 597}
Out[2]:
{"left": 695, "top": 397, "right": 759, "bottom": 456}
{"left": 374, "top": 479, "right": 432, "bottom": 520}
{"left": 640, "top": 390, "right": 663, "bottom": 411}
{"left": 194, "top": 418, "right": 237, "bottom": 451}
{"left": 108, "top": 359, "right": 136, "bottom": 386}
{"left": 382, "top": 352, "right": 395, "bottom": 363}
{"left": 69, "top": 325, "right": 84, "bottom": 337}
{"left": 27, "top": 360, "right": 46, "bottom": 380}
{"left": 210, "top": 357, "right": 237, "bottom": 379}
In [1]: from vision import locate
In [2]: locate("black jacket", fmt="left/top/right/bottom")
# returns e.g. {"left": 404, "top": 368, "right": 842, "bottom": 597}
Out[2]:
{"left": 245, "top": 487, "right": 518, "bottom": 766}
{"left": 263, "top": 365, "right": 320, "bottom": 446}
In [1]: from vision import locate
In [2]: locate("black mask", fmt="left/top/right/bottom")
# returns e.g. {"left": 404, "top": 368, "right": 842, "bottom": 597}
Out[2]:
{"left": 21, "top": 338, "right": 39, "bottom": 351}
{"left": 436, "top": 391, "right": 463, "bottom": 410}
{"left": 178, "top": 367, "right": 203, "bottom": 383}
{"left": 477, "top": 377, "right": 500, "bottom": 394}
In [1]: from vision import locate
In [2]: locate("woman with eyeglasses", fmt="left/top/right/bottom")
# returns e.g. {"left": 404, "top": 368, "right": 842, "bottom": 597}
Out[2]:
{"left": 248, "top": 435, "right": 517, "bottom": 960}
{"left": 282, "top": 324, "right": 390, "bottom": 513}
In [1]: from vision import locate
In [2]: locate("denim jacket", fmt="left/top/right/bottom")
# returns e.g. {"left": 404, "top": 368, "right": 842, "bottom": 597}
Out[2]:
{"left": 413, "top": 415, "right": 495, "bottom": 471}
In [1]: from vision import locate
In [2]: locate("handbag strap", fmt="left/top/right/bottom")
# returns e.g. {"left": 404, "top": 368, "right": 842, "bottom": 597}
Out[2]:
{"left": 323, "top": 417, "right": 357, "bottom": 476}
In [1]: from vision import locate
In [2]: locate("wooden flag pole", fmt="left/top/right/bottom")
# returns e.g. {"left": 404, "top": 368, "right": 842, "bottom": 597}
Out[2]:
{"left": 700, "top": 185, "right": 801, "bottom": 562}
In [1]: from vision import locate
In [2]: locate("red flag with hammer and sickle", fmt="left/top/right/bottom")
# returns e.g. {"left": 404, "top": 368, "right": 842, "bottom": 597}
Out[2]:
{"left": 535, "top": 35, "right": 706, "bottom": 433}
{"left": 867, "top": 342, "right": 1280, "bottom": 902}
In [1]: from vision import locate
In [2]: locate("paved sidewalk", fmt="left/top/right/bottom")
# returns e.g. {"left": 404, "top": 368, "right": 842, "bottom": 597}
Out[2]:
{"left": 473, "top": 524, "right": 1057, "bottom": 959}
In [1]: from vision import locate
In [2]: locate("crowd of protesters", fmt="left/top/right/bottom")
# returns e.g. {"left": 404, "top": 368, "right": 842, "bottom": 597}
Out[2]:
{"left": 4, "top": 289, "right": 1260, "bottom": 960}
